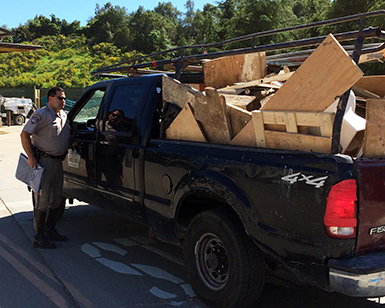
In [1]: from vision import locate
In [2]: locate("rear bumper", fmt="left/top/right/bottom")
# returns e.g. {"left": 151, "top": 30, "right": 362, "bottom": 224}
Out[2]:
{"left": 328, "top": 251, "right": 385, "bottom": 297}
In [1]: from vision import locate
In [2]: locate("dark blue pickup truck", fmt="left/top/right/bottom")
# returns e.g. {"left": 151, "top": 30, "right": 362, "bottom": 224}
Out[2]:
{"left": 62, "top": 72, "right": 385, "bottom": 307}
{"left": 62, "top": 11, "right": 385, "bottom": 307}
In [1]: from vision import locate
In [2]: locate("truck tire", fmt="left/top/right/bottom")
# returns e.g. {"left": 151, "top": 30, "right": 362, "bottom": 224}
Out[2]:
{"left": 13, "top": 114, "right": 25, "bottom": 125}
{"left": 184, "top": 209, "right": 265, "bottom": 308}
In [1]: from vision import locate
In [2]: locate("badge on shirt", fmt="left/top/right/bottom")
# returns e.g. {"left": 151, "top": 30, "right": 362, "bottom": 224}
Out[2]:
{"left": 30, "top": 114, "right": 41, "bottom": 124}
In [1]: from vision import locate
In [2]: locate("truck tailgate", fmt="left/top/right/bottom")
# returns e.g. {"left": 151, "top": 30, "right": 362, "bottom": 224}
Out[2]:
{"left": 356, "top": 158, "right": 385, "bottom": 256}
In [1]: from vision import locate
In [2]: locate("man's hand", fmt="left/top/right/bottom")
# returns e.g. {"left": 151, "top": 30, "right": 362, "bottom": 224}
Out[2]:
{"left": 28, "top": 155, "right": 37, "bottom": 169}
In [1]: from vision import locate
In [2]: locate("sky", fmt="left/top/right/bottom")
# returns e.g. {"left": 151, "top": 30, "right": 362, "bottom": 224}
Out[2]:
{"left": 1, "top": 0, "right": 217, "bottom": 29}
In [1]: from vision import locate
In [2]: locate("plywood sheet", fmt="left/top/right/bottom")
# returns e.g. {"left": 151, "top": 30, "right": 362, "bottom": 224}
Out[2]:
{"left": 203, "top": 53, "right": 267, "bottom": 89}
{"left": 261, "top": 34, "right": 363, "bottom": 111}
{"left": 363, "top": 99, "right": 385, "bottom": 157}
{"left": 354, "top": 76, "right": 385, "bottom": 98}
{"left": 194, "top": 87, "right": 232, "bottom": 144}
{"left": 165, "top": 103, "right": 207, "bottom": 142}
{"left": 230, "top": 121, "right": 256, "bottom": 147}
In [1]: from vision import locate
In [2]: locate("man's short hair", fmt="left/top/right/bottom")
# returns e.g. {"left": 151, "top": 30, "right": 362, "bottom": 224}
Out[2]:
{"left": 47, "top": 86, "right": 64, "bottom": 98}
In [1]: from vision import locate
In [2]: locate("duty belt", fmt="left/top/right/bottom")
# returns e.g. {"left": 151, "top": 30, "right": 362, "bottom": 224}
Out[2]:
{"left": 32, "top": 146, "right": 67, "bottom": 160}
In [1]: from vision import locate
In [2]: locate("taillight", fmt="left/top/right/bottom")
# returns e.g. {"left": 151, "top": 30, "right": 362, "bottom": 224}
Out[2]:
{"left": 324, "top": 179, "right": 357, "bottom": 239}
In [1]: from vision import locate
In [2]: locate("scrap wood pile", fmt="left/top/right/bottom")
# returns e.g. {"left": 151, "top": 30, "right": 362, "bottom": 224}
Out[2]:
{"left": 162, "top": 33, "right": 385, "bottom": 158}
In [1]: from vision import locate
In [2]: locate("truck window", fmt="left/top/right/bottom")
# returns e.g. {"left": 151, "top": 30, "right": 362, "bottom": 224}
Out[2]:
{"left": 102, "top": 84, "right": 143, "bottom": 134}
{"left": 73, "top": 89, "right": 105, "bottom": 129}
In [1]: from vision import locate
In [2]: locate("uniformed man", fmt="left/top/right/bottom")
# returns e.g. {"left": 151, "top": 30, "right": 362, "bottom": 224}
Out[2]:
{"left": 20, "top": 86, "right": 71, "bottom": 249}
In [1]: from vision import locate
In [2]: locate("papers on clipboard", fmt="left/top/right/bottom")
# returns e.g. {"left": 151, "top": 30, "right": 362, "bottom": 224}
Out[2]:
{"left": 15, "top": 153, "right": 44, "bottom": 192}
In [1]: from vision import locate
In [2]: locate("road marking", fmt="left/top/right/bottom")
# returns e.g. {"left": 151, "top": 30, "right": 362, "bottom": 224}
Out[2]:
{"left": 150, "top": 287, "right": 177, "bottom": 299}
{"left": 81, "top": 239, "right": 196, "bottom": 301}
{"left": 92, "top": 242, "right": 127, "bottom": 256}
{"left": 132, "top": 264, "right": 184, "bottom": 284}
{"left": 81, "top": 243, "right": 102, "bottom": 258}
{"left": 96, "top": 258, "right": 142, "bottom": 275}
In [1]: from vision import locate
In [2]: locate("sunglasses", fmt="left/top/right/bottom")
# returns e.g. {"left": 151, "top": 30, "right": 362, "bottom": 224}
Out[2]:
{"left": 111, "top": 113, "right": 122, "bottom": 118}
{"left": 55, "top": 96, "right": 66, "bottom": 101}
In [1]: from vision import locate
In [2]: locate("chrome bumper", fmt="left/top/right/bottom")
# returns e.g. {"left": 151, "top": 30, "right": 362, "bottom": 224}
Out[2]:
{"left": 329, "top": 252, "right": 385, "bottom": 297}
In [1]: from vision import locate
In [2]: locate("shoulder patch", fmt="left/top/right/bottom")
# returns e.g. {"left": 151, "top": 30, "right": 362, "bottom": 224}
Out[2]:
{"left": 30, "top": 114, "right": 41, "bottom": 124}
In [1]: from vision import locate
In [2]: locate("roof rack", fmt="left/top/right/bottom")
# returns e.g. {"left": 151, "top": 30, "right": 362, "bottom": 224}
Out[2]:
{"left": 91, "top": 10, "right": 385, "bottom": 78}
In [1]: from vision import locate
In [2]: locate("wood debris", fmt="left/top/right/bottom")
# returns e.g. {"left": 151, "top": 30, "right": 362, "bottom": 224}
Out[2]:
{"left": 162, "top": 33, "right": 385, "bottom": 158}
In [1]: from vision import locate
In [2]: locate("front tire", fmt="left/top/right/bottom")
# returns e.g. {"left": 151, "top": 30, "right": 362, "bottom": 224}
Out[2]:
{"left": 184, "top": 209, "right": 265, "bottom": 308}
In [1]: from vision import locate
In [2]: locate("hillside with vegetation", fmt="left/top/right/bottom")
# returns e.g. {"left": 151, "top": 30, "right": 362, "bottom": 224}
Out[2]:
{"left": 1, "top": 0, "right": 384, "bottom": 88}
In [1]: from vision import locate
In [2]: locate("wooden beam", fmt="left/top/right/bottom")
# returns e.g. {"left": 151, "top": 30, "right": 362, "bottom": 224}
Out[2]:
{"left": 363, "top": 99, "right": 385, "bottom": 157}
{"left": 261, "top": 34, "right": 363, "bottom": 112}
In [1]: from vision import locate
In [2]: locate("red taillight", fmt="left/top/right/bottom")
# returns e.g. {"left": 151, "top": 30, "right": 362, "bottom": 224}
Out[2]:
{"left": 324, "top": 179, "right": 357, "bottom": 239}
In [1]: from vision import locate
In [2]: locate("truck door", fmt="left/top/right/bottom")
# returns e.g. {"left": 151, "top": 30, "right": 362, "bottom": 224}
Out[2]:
{"left": 94, "top": 82, "right": 143, "bottom": 220}
{"left": 63, "top": 88, "right": 106, "bottom": 206}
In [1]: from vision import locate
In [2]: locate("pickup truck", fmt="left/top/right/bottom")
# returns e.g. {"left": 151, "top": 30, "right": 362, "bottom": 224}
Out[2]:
{"left": 62, "top": 72, "right": 385, "bottom": 307}
{"left": 62, "top": 11, "right": 385, "bottom": 308}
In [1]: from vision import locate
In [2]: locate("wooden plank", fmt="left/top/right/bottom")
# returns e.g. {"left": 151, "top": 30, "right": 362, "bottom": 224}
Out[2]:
{"left": 264, "top": 131, "right": 331, "bottom": 153}
{"left": 218, "top": 72, "right": 293, "bottom": 91}
{"left": 202, "top": 53, "right": 267, "bottom": 89}
{"left": 162, "top": 75, "right": 201, "bottom": 109}
{"left": 193, "top": 87, "right": 232, "bottom": 144}
{"left": 227, "top": 105, "right": 252, "bottom": 137}
{"left": 359, "top": 50, "right": 385, "bottom": 64}
{"left": 354, "top": 76, "right": 385, "bottom": 98}
{"left": 261, "top": 34, "right": 363, "bottom": 111}
{"left": 252, "top": 111, "right": 266, "bottom": 147}
{"left": 363, "top": 99, "right": 385, "bottom": 157}
{"left": 284, "top": 113, "right": 298, "bottom": 133}
{"left": 165, "top": 103, "right": 207, "bottom": 142}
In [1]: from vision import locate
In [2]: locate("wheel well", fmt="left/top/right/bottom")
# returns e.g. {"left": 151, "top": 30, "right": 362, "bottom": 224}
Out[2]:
{"left": 176, "top": 191, "right": 239, "bottom": 238}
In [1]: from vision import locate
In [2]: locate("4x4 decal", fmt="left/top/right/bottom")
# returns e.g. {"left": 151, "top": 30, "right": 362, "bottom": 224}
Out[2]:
{"left": 281, "top": 172, "right": 328, "bottom": 189}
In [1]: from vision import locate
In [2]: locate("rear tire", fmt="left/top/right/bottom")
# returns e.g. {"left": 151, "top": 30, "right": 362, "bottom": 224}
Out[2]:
{"left": 184, "top": 209, "right": 265, "bottom": 308}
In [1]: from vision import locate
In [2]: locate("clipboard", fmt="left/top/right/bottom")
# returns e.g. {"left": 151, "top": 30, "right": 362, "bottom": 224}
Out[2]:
{"left": 15, "top": 153, "right": 44, "bottom": 192}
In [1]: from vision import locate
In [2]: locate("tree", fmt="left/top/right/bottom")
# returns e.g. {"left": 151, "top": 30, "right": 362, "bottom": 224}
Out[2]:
{"left": 83, "top": 3, "right": 131, "bottom": 51}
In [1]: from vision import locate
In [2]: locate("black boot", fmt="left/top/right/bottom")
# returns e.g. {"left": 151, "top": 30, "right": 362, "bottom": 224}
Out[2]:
{"left": 45, "top": 208, "right": 68, "bottom": 242}
{"left": 33, "top": 210, "right": 56, "bottom": 249}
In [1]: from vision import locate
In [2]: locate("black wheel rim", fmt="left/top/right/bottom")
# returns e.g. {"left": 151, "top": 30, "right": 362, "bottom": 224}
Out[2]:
{"left": 195, "top": 232, "right": 229, "bottom": 290}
